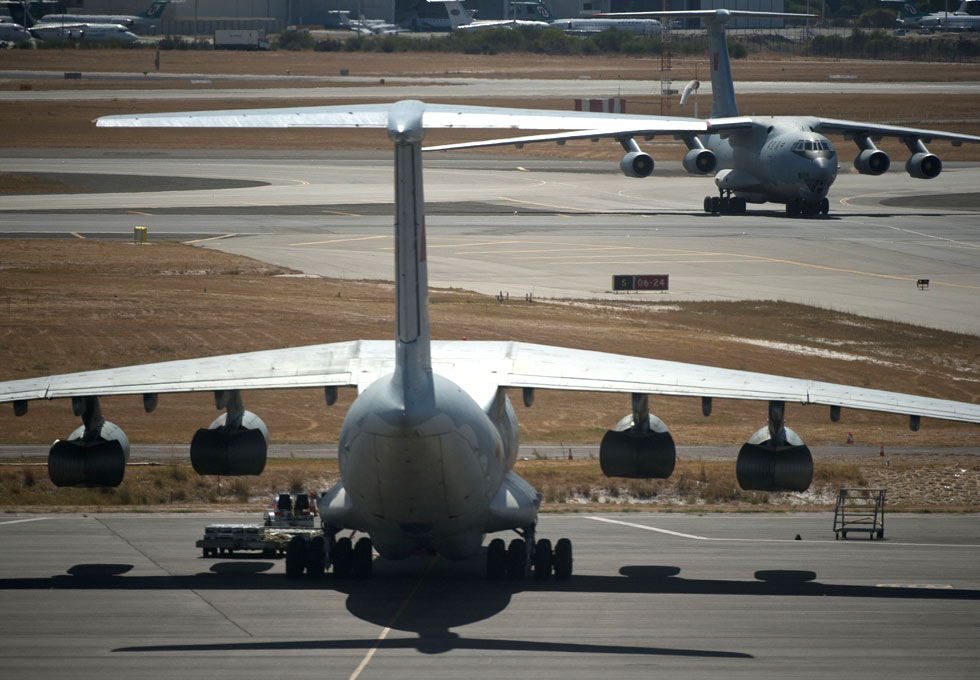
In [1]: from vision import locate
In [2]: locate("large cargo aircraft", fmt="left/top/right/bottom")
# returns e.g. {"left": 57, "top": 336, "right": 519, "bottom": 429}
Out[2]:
{"left": 34, "top": 0, "right": 168, "bottom": 31}
{"left": 423, "top": 9, "right": 980, "bottom": 216}
{"left": 2, "top": 94, "right": 979, "bottom": 579}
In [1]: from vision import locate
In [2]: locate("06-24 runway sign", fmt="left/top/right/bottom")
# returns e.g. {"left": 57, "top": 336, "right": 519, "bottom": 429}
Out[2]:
{"left": 612, "top": 274, "right": 669, "bottom": 291}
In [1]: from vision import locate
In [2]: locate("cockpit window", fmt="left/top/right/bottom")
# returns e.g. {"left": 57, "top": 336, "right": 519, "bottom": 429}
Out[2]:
{"left": 792, "top": 138, "right": 835, "bottom": 159}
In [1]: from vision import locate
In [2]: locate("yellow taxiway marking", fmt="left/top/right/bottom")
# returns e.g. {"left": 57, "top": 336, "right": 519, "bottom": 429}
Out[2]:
{"left": 321, "top": 209, "right": 362, "bottom": 217}
{"left": 497, "top": 196, "right": 624, "bottom": 213}
{"left": 182, "top": 233, "right": 236, "bottom": 244}
{"left": 428, "top": 240, "right": 522, "bottom": 249}
{"left": 70, "top": 232, "right": 85, "bottom": 239}
{"left": 290, "top": 234, "right": 388, "bottom": 247}
{"left": 348, "top": 555, "right": 439, "bottom": 680}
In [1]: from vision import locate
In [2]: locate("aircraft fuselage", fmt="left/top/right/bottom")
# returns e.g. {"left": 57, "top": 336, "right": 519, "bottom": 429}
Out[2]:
{"left": 706, "top": 117, "right": 838, "bottom": 208}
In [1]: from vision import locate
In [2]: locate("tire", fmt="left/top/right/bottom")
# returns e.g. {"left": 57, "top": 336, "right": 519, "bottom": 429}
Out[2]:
{"left": 332, "top": 536, "right": 353, "bottom": 578}
{"left": 285, "top": 536, "right": 307, "bottom": 580}
{"left": 306, "top": 535, "right": 326, "bottom": 579}
{"left": 710, "top": 196, "right": 721, "bottom": 214}
{"left": 353, "top": 537, "right": 373, "bottom": 579}
{"left": 720, "top": 197, "right": 731, "bottom": 214}
{"left": 506, "top": 538, "right": 527, "bottom": 580}
{"left": 703, "top": 196, "right": 712, "bottom": 213}
{"left": 819, "top": 197, "right": 830, "bottom": 215}
{"left": 553, "top": 538, "right": 573, "bottom": 581}
{"left": 734, "top": 197, "right": 747, "bottom": 214}
{"left": 786, "top": 200, "right": 800, "bottom": 217}
{"left": 533, "top": 538, "right": 552, "bottom": 581}
{"left": 486, "top": 538, "right": 506, "bottom": 580}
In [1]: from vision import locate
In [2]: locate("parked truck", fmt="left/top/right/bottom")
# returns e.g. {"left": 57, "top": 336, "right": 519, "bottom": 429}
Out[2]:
{"left": 213, "top": 29, "right": 270, "bottom": 50}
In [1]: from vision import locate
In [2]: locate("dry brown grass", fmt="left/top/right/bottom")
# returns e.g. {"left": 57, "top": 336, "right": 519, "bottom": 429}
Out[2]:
{"left": 1, "top": 240, "right": 977, "bottom": 451}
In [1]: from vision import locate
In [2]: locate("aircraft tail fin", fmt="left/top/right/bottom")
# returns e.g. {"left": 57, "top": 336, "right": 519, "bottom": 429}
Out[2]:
{"left": 142, "top": 0, "right": 170, "bottom": 20}
{"left": 428, "top": 0, "right": 473, "bottom": 29}
{"left": 388, "top": 101, "right": 433, "bottom": 392}
{"left": 704, "top": 12, "right": 739, "bottom": 118}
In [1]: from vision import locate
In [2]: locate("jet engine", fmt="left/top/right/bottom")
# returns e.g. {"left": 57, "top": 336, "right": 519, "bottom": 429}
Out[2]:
{"left": 682, "top": 148, "right": 717, "bottom": 175}
{"left": 49, "top": 420, "right": 130, "bottom": 487}
{"left": 853, "top": 149, "right": 890, "bottom": 176}
{"left": 190, "top": 408, "right": 269, "bottom": 476}
{"left": 47, "top": 396, "right": 129, "bottom": 487}
{"left": 600, "top": 411, "right": 676, "bottom": 479}
{"left": 620, "top": 151, "right": 655, "bottom": 178}
{"left": 906, "top": 152, "right": 942, "bottom": 179}
{"left": 736, "top": 425, "right": 813, "bottom": 492}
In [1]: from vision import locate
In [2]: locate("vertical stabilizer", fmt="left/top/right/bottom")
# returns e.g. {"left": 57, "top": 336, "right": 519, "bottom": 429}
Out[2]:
{"left": 429, "top": 0, "right": 472, "bottom": 29}
{"left": 388, "top": 101, "right": 433, "bottom": 395}
{"left": 705, "top": 11, "right": 739, "bottom": 118}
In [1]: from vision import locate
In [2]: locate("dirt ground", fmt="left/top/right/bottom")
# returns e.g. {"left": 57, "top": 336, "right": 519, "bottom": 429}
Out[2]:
{"left": 1, "top": 49, "right": 979, "bottom": 160}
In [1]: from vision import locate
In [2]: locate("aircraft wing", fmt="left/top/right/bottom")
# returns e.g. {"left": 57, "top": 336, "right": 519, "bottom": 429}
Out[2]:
{"left": 432, "top": 341, "right": 980, "bottom": 424}
{"left": 96, "top": 101, "right": 705, "bottom": 135}
{"left": 424, "top": 117, "right": 755, "bottom": 151}
{"left": 0, "top": 341, "right": 365, "bottom": 404}
{"left": 6, "top": 339, "right": 978, "bottom": 426}
{"left": 809, "top": 117, "right": 980, "bottom": 146}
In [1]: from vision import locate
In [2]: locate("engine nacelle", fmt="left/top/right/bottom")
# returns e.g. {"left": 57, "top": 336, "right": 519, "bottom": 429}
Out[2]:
{"left": 736, "top": 426, "right": 813, "bottom": 492}
{"left": 620, "top": 151, "right": 655, "bottom": 178}
{"left": 906, "top": 152, "right": 942, "bottom": 179}
{"left": 600, "top": 414, "right": 675, "bottom": 479}
{"left": 190, "top": 410, "right": 268, "bottom": 476}
{"left": 49, "top": 421, "right": 130, "bottom": 487}
{"left": 682, "top": 148, "right": 717, "bottom": 175}
{"left": 853, "top": 149, "right": 890, "bottom": 176}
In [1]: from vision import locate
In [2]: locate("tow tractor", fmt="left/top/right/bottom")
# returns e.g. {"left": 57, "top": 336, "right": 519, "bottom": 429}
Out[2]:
{"left": 197, "top": 492, "right": 320, "bottom": 557}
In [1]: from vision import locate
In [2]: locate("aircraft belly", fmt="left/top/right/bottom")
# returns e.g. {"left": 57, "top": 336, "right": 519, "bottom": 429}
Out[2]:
{"left": 337, "top": 373, "right": 511, "bottom": 560}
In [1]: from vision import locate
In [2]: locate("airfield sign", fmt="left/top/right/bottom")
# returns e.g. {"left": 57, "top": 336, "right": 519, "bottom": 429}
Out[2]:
{"left": 612, "top": 274, "right": 669, "bottom": 292}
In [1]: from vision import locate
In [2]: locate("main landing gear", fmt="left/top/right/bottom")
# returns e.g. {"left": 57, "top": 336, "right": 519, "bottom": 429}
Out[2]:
{"left": 485, "top": 525, "right": 573, "bottom": 582}
{"left": 285, "top": 530, "right": 374, "bottom": 580}
{"left": 703, "top": 191, "right": 747, "bottom": 215}
{"left": 785, "top": 197, "right": 830, "bottom": 218}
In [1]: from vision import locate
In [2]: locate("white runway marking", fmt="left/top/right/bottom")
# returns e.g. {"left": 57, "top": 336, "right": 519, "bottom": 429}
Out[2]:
{"left": 585, "top": 515, "right": 980, "bottom": 548}
{"left": 0, "top": 517, "right": 51, "bottom": 526}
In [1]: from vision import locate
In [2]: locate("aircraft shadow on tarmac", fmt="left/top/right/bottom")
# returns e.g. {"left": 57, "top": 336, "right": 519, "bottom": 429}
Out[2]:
{"left": 4, "top": 559, "right": 979, "bottom": 658}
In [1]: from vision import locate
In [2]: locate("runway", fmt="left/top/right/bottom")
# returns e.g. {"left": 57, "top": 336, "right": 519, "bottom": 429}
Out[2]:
{"left": 1, "top": 511, "right": 977, "bottom": 679}
{"left": 1, "top": 152, "right": 978, "bottom": 334}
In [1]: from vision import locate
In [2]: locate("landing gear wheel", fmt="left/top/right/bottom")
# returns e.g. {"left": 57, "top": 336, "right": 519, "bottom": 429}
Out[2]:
{"left": 720, "top": 197, "right": 731, "bottom": 213}
{"left": 553, "top": 538, "right": 573, "bottom": 581}
{"left": 285, "top": 535, "right": 308, "bottom": 580}
{"left": 486, "top": 538, "right": 506, "bottom": 580}
{"left": 733, "top": 197, "right": 747, "bottom": 214}
{"left": 786, "top": 199, "right": 801, "bottom": 217}
{"left": 332, "top": 536, "right": 353, "bottom": 577}
{"left": 533, "top": 538, "right": 553, "bottom": 581}
{"left": 703, "top": 196, "right": 712, "bottom": 213}
{"left": 306, "top": 535, "right": 325, "bottom": 580}
{"left": 710, "top": 196, "right": 721, "bottom": 214}
{"left": 352, "top": 537, "right": 373, "bottom": 578}
{"left": 819, "top": 197, "right": 830, "bottom": 215}
{"left": 506, "top": 538, "right": 527, "bottom": 580}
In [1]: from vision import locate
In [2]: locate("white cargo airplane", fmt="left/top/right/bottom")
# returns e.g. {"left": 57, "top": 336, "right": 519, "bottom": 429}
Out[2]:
{"left": 424, "top": 8, "right": 980, "bottom": 216}
{"left": 432, "top": 0, "right": 551, "bottom": 32}
{"left": 36, "top": 0, "right": 169, "bottom": 31}
{"left": 3, "top": 103, "right": 980, "bottom": 581}
{"left": 29, "top": 21, "right": 140, "bottom": 42}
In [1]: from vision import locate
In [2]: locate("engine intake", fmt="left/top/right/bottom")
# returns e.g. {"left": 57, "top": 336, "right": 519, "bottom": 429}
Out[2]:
{"left": 736, "top": 426, "right": 813, "bottom": 492}
{"left": 682, "top": 148, "right": 717, "bottom": 175}
{"left": 620, "top": 151, "right": 655, "bottom": 178}
{"left": 600, "top": 414, "right": 675, "bottom": 479}
{"left": 906, "top": 152, "right": 942, "bottom": 179}
{"left": 190, "top": 410, "right": 268, "bottom": 476}
{"left": 49, "top": 421, "right": 130, "bottom": 487}
{"left": 853, "top": 149, "right": 890, "bottom": 176}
